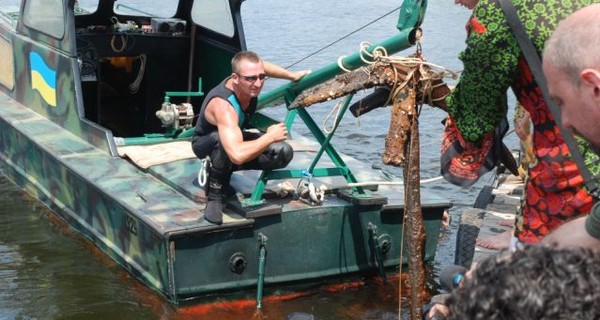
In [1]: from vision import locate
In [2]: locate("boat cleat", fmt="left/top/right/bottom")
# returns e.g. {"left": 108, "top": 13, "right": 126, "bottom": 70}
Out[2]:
{"left": 297, "top": 178, "right": 326, "bottom": 206}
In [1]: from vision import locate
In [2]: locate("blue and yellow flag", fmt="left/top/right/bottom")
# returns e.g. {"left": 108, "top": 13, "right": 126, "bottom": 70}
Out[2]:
{"left": 30, "top": 52, "right": 57, "bottom": 107}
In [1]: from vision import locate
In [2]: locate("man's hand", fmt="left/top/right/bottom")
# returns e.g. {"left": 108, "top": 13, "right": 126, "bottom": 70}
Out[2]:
{"left": 290, "top": 70, "right": 311, "bottom": 82}
{"left": 515, "top": 110, "right": 531, "bottom": 140}
{"left": 266, "top": 123, "right": 288, "bottom": 142}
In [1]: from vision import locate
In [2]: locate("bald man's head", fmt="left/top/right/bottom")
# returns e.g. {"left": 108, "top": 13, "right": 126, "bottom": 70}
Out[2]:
{"left": 544, "top": 4, "right": 600, "bottom": 83}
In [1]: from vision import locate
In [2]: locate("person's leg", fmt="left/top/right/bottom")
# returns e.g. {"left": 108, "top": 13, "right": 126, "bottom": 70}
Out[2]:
{"left": 192, "top": 132, "right": 221, "bottom": 199}
{"left": 236, "top": 131, "right": 293, "bottom": 171}
{"left": 203, "top": 142, "right": 233, "bottom": 225}
{"left": 476, "top": 198, "right": 524, "bottom": 250}
{"left": 476, "top": 230, "right": 512, "bottom": 250}
{"left": 191, "top": 132, "right": 218, "bottom": 160}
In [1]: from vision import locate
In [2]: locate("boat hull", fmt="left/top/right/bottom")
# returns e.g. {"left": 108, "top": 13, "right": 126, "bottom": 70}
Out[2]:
{"left": 0, "top": 94, "right": 449, "bottom": 304}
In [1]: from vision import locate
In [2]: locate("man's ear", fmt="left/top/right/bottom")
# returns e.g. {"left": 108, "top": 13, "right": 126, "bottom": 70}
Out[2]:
{"left": 231, "top": 72, "right": 239, "bottom": 83}
{"left": 581, "top": 69, "right": 600, "bottom": 97}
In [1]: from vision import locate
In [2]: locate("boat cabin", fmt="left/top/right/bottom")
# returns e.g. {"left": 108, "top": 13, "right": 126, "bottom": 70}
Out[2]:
{"left": 0, "top": 0, "right": 245, "bottom": 151}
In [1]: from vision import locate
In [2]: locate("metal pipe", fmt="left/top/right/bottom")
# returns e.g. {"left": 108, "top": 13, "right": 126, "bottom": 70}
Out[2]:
{"left": 307, "top": 94, "right": 354, "bottom": 174}
{"left": 368, "top": 223, "right": 387, "bottom": 280}
{"left": 256, "top": 233, "right": 268, "bottom": 310}
{"left": 257, "top": 29, "right": 417, "bottom": 110}
{"left": 256, "top": 0, "right": 427, "bottom": 109}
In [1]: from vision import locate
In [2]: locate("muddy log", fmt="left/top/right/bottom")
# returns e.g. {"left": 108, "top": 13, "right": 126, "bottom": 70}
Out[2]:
{"left": 404, "top": 111, "right": 427, "bottom": 320}
{"left": 382, "top": 87, "right": 416, "bottom": 166}
{"left": 289, "top": 62, "right": 414, "bottom": 109}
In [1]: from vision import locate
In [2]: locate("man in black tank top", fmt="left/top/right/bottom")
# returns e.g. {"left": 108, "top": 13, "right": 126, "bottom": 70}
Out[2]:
{"left": 191, "top": 51, "right": 308, "bottom": 224}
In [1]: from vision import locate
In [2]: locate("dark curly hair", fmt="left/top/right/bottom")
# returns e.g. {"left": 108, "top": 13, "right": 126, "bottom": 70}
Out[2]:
{"left": 445, "top": 245, "right": 600, "bottom": 319}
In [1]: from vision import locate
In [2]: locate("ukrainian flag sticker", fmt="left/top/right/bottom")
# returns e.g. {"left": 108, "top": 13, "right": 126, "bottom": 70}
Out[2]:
{"left": 30, "top": 52, "right": 57, "bottom": 107}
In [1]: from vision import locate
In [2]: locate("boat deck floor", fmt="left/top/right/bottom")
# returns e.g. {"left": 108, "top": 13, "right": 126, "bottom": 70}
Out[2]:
{"left": 146, "top": 139, "right": 403, "bottom": 217}
{"left": 0, "top": 93, "right": 450, "bottom": 237}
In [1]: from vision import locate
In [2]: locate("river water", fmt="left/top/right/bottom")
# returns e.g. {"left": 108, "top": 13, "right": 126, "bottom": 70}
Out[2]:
{"left": 0, "top": 1, "right": 517, "bottom": 319}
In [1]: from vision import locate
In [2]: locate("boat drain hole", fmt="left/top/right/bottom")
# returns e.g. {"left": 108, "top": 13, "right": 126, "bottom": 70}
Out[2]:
{"left": 378, "top": 234, "right": 392, "bottom": 254}
{"left": 229, "top": 252, "right": 247, "bottom": 274}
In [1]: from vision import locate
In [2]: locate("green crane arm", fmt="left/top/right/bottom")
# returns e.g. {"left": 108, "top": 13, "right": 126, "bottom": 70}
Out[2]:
{"left": 257, "top": 0, "right": 428, "bottom": 110}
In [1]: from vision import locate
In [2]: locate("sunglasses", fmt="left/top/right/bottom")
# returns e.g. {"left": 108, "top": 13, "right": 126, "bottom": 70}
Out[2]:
{"left": 237, "top": 73, "right": 267, "bottom": 83}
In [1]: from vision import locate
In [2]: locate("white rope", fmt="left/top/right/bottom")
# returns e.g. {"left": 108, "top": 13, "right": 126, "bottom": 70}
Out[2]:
{"left": 322, "top": 100, "right": 344, "bottom": 134}
{"left": 380, "top": 55, "right": 459, "bottom": 81}
{"left": 358, "top": 41, "right": 388, "bottom": 65}
{"left": 343, "top": 176, "right": 444, "bottom": 188}
{"left": 337, "top": 55, "right": 352, "bottom": 72}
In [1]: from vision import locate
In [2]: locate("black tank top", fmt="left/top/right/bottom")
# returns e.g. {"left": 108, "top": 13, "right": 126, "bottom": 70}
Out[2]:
{"left": 194, "top": 78, "right": 257, "bottom": 136}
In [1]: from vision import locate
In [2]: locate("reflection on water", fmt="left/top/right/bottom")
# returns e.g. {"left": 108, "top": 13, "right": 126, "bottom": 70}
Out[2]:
{"left": 0, "top": 175, "right": 161, "bottom": 319}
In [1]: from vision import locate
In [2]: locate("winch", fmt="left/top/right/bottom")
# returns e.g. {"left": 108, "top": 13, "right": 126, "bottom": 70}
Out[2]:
{"left": 155, "top": 97, "right": 195, "bottom": 131}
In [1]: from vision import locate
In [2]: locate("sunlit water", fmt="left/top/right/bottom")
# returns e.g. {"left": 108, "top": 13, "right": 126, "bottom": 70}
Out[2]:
{"left": 0, "top": 1, "right": 518, "bottom": 319}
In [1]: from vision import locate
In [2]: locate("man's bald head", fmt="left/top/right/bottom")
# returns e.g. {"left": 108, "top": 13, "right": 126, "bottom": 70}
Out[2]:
{"left": 544, "top": 4, "right": 600, "bottom": 83}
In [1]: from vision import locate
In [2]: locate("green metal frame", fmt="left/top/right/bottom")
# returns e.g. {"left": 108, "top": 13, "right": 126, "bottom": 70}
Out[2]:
{"left": 244, "top": 94, "right": 365, "bottom": 206}
{"left": 164, "top": 78, "right": 204, "bottom": 99}
{"left": 243, "top": 0, "right": 428, "bottom": 205}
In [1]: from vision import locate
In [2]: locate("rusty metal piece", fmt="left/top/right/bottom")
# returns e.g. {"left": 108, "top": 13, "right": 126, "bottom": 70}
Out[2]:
{"left": 382, "top": 87, "right": 416, "bottom": 166}
{"left": 288, "top": 55, "right": 436, "bottom": 320}
{"left": 404, "top": 111, "right": 427, "bottom": 320}
{"left": 289, "top": 62, "right": 413, "bottom": 109}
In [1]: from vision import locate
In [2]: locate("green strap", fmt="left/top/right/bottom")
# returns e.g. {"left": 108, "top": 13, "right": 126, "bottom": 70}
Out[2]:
{"left": 498, "top": 0, "right": 600, "bottom": 198}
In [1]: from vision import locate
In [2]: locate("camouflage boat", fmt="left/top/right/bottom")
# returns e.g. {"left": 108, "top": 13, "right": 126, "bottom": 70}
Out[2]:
{"left": 0, "top": 0, "right": 449, "bottom": 305}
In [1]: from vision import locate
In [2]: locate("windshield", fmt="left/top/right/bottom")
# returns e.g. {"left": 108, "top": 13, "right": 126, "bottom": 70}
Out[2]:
{"left": 0, "top": 0, "right": 20, "bottom": 12}
{"left": 23, "top": 0, "right": 64, "bottom": 38}
{"left": 191, "top": 0, "right": 234, "bottom": 37}
{"left": 75, "top": 0, "right": 178, "bottom": 18}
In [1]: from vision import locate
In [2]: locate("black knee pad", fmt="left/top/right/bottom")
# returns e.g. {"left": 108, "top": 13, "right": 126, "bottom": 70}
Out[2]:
{"left": 272, "top": 142, "right": 293, "bottom": 168}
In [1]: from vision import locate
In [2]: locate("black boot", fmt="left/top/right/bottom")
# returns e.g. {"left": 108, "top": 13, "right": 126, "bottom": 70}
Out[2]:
{"left": 198, "top": 159, "right": 234, "bottom": 202}
{"left": 200, "top": 182, "right": 235, "bottom": 201}
{"left": 204, "top": 177, "right": 223, "bottom": 225}
{"left": 222, "top": 172, "right": 237, "bottom": 199}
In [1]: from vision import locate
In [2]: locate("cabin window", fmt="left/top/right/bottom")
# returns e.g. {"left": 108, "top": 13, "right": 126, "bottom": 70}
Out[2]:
{"left": 191, "top": 0, "right": 235, "bottom": 38}
{"left": 75, "top": 0, "right": 99, "bottom": 14}
{"left": 0, "top": 0, "right": 21, "bottom": 13}
{"left": 113, "top": 0, "right": 177, "bottom": 18}
{"left": 22, "top": 0, "right": 65, "bottom": 39}
{"left": 0, "top": 37, "right": 15, "bottom": 90}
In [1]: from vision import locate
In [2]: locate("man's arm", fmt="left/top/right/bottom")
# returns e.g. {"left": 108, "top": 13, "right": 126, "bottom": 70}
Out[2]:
{"left": 543, "top": 216, "right": 600, "bottom": 249}
{"left": 263, "top": 61, "right": 310, "bottom": 82}
{"left": 207, "top": 99, "right": 287, "bottom": 165}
